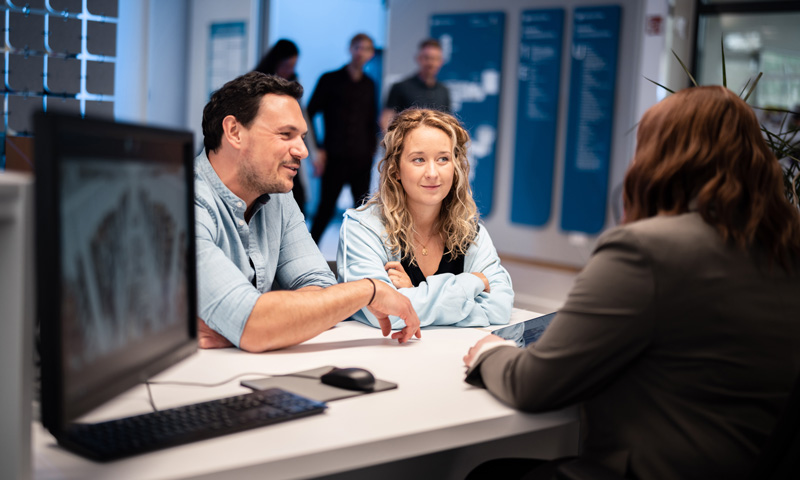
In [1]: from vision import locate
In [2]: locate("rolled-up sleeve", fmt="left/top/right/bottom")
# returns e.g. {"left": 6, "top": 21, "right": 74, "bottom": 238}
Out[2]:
{"left": 272, "top": 195, "right": 336, "bottom": 290}
{"left": 195, "top": 200, "right": 261, "bottom": 348}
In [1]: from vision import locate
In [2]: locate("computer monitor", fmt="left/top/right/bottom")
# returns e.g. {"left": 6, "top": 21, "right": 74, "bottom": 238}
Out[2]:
{"left": 34, "top": 112, "right": 198, "bottom": 436}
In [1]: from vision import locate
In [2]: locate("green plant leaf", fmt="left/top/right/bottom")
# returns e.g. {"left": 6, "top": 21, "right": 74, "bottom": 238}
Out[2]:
{"left": 739, "top": 78, "right": 751, "bottom": 98}
{"left": 644, "top": 76, "right": 675, "bottom": 94}
{"left": 721, "top": 38, "right": 727, "bottom": 88}
{"left": 668, "top": 40, "right": 799, "bottom": 208}
{"left": 743, "top": 72, "right": 762, "bottom": 102}
{"left": 672, "top": 49, "right": 698, "bottom": 87}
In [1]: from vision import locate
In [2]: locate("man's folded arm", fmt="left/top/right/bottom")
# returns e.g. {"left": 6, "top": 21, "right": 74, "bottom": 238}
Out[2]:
{"left": 239, "top": 279, "right": 421, "bottom": 352}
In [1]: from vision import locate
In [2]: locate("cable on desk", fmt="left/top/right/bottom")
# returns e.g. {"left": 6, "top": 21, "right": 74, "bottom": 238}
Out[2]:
{"left": 145, "top": 380, "right": 159, "bottom": 412}
{"left": 143, "top": 372, "right": 323, "bottom": 412}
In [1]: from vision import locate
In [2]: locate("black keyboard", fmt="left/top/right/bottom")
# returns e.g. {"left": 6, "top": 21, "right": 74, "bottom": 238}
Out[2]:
{"left": 57, "top": 388, "right": 326, "bottom": 461}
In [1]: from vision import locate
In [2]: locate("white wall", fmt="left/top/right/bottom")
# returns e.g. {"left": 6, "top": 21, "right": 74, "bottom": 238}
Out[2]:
{"left": 186, "top": 0, "right": 262, "bottom": 153}
{"left": 114, "top": 0, "right": 149, "bottom": 123}
{"left": 146, "top": 0, "right": 190, "bottom": 128}
{"left": 385, "top": 0, "right": 666, "bottom": 270}
{"left": 266, "top": 0, "right": 386, "bottom": 105}
{"left": 115, "top": 0, "right": 189, "bottom": 129}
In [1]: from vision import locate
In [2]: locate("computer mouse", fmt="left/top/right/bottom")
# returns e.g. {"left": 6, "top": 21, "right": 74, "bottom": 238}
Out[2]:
{"left": 320, "top": 367, "right": 376, "bottom": 392}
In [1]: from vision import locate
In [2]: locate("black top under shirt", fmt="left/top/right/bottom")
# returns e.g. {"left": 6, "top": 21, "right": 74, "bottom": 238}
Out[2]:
{"left": 400, "top": 251, "right": 465, "bottom": 287}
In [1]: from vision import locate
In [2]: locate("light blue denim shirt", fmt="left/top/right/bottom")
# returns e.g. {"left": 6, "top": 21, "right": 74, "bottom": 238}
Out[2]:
{"left": 194, "top": 151, "right": 335, "bottom": 347}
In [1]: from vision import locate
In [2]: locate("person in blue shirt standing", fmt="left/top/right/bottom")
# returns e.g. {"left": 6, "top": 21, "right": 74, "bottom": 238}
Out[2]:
{"left": 194, "top": 72, "right": 420, "bottom": 352}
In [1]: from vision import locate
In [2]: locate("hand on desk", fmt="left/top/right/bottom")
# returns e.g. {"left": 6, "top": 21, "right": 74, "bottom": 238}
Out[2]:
{"left": 463, "top": 334, "right": 505, "bottom": 367}
{"left": 197, "top": 318, "right": 234, "bottom": 349}
{"left": 366, "top": 279, "right": 422, "bottom": 344}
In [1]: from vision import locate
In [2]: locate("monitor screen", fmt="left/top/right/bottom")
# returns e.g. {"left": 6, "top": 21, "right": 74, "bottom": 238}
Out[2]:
{"left": 34, "top": 112, "right": 198, "bottom": 434}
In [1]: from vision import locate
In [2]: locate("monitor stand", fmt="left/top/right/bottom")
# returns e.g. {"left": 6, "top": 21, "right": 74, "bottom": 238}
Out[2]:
{"left": 0, "top": 171, "right": 35, "bottom": 480}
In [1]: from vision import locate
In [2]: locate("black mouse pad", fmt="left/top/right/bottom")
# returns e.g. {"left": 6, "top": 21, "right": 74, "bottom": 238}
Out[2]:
{"left": 240, "top": 366, "right": 398, "bottom": 402}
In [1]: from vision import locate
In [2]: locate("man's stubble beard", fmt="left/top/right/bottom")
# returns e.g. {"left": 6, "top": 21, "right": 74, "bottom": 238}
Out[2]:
{"left": 239, "top": 154, "right": 290, "bottom": 196}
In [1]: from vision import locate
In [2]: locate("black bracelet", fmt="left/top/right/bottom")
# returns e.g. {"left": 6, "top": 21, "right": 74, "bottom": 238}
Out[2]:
{"left": 366, "top": 278, "right": 377, "bottom": 306}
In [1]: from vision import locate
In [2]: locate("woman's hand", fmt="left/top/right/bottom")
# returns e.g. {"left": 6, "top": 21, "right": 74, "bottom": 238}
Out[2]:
{"left": 463, "top": 334, "right": 505, "bottom": 367}
{"left": 472, "top": 272, "right": 490, "bottom": 292}
{"left": 385, "top": 261, "right": 413, "bottom": 289}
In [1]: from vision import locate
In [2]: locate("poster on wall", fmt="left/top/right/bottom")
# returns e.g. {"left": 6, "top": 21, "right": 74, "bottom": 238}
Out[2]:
{"left": 430, "top": 12, "right": 505, "bottom": 217}
{"left": 208, "top": 22, "right": 247, "bottom": 99}
{"left": 510, "top": 9, "right": 565, "bottom": 227}
{"left": 560, "top": 5, "right": 621, "bottom": 234}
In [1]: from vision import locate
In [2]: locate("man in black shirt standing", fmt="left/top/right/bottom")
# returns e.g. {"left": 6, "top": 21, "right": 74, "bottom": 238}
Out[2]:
{"left": 380, "top": 38, "right": 451, "bottom": 132}
{"left": 308, "top": 33, "right": 378, "bottom": 243}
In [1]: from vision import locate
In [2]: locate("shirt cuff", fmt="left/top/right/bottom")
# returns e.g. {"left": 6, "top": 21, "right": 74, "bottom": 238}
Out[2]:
{"left": 467, "top": 339, "right": 517, "bottom": 368}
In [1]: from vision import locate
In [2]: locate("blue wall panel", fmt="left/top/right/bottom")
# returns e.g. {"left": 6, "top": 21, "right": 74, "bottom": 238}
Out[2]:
{"left": 560, "top": 5, "right": 621, "bottom": 234}
{"left": 431, "top": 12, "right": 505, "bottom": 217}
{"left": 510, "top": 9, "right": 564, "bottom": 227}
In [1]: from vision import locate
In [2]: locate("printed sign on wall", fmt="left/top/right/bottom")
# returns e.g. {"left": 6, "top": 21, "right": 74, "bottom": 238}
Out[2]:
{"left": 560, "top": 5, "right": 621, "bottom": 234}
{"left": 208, "top": 22, "right": 247, "bottom": 99}
{"left": 511, "top": 9, "right": 565, "bottom": 227}
{"left": 431, "top": 12, "right": 505, "bottom": 217}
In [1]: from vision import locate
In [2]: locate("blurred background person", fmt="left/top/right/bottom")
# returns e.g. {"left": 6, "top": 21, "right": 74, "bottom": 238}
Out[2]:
{"left": 380, "top": 38, "right": 450, "bottom": 132}
{"left": 307, "top": 33, "right": 379, "bottom": 243}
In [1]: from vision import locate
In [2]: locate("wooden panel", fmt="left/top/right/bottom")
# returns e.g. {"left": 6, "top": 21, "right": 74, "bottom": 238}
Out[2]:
{"left": 4, "top": 136, "right": 35, "bottom": 173}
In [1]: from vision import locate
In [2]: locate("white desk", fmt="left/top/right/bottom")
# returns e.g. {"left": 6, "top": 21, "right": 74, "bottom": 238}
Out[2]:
{"left": 32, "top": 309, "right": 579, "bottom": 480}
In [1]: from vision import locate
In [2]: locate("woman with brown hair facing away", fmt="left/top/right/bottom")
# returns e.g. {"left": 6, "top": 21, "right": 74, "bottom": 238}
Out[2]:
{"left": 464, "top": 86, "right": 800, "bottom": 480}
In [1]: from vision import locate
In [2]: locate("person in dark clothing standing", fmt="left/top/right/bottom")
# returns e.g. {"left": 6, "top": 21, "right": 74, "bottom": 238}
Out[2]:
{"left": 254, "top": 39, "right": 308, "bottom": 215}
{"left": 307, "top": 33, "right": 379, "bottom": 243}
{"left": 380, "top": 38, "right": 451, "bottom": 133}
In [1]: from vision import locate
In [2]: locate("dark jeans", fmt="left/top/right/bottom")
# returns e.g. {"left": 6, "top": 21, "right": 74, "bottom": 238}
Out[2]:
{"left": 465, "top": 457, "right": 623, "bottom": 480}
{"left": 310, "top": 159, "right": 371, "bottom": 243}
{"left": 465, "top": 458, "right": 556, "bottom": 480}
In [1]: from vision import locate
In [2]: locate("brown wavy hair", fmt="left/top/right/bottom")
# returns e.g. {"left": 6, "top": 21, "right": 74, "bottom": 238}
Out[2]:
{"left": 624, "top": 85, "right": 800, "bottom": 271}
{"left": 364, "top": 108, "right": 479, "bottom": 265}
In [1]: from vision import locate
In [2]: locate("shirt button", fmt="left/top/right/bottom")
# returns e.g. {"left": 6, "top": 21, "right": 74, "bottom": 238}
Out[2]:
{"left": 236, "top": 201, "right": 243, "bottom": 208}
{"left": 238, "top": 219, "right": 245, "bottom": 226}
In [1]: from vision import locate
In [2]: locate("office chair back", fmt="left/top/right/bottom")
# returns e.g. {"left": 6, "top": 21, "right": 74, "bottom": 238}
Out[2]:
{"left": 747, "top": 372, "right": 800, "bottom": 479}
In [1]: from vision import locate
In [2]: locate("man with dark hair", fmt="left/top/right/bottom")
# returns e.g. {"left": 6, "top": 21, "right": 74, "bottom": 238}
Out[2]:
{"left": 307, "top": 33, "right": 378, "bottom": 243}
{"left": 195, "top": 72, "right": 421, "bottom": 352}
{"left": 380, "top": 38, "right": 451, "bottom": 132}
